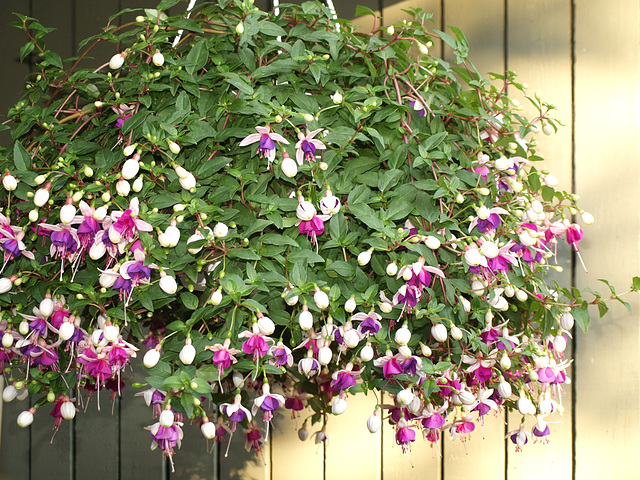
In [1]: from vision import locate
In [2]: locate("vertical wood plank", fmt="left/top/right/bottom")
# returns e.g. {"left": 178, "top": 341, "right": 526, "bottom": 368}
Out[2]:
{"left": 219, "top": 418, "right": 270, "bottom": 480}
{"left": 506, "top": 2, "right": 574, "bottom": 479}
{"left": 0, "top": 384, "right": 30, "bottom": 480}
{"left": 271, "top": 406, "right": 323, "bottom": 480}
{"left": 172, "top": 419, "right": 216, "bottom": 480}
{"left": 30, "top": 401, "right": 73, "bottom": 480}
{"left": 325, "top": 392, "right": 381, "bottom": 480}
{"left": 574, "top": 0, "right": 640, "bottom": 479}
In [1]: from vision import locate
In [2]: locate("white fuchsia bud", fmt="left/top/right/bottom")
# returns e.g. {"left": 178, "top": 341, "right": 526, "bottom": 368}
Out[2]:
{"left": 504, "top": 284, "right": 515, "bottom": 297}
{"left": 515, "top": 289, "right": 528, "bottom": 302}
{"left": 360, "top": 343, "right": 374, "bottom": 362}
{"left": 450, "top": 325, "right": 463, "bottom": 340}
{"left": 344, "top": 297, "right": 356, "bottom": 313}
{"left": 143, "top": 348, "right": 161, "bottom": 368}
{"left": 517, "top": 393, "right": 536, "bottom": 415}
{"left": 19, "top": 319, "right": 29, "bottom": 335}
{"left": 343, "top": 328, "right": 360, "bottom": 349}
{"left": 457, "top": 390, "right": 475, "bottom": 405}
{"left": 554, "top": 334, "right": 567, "bottom": 352}
{"left": 331, "top": 91, "right": 343, "bottom": 104}
{"left": 497, "top": 379, "right": 512, "bottom": 398}
{"left": 281, "top": 154, "right": 298, "bottom": 178}
{"left": 544, "top": 173, "right": 559, "bottom": 188}
{"left": 187, "top": 231, "right": 206, "bottom": 254}
{"left": 464, "top": 248, "right": 485, "bottom": 267}
{"left": 500, "top": 353, "right": 512, "bottom": 370}
{"left": 408, "top": 395, "right": 422, "bottom": 414}
{"left": 0, "top": 275, "right": 16, "bottom": 294}
{"left": 257, "top": 315, "right": 275, "bottom": 335}
{"left": 167, "top": 140, "right": 181, "bottom": 155}
{"left": 92, "top": 330, "right": 107, "bottom": 347}
{"left": 39, "top": 294, "right": 54, "bottom": 318}
{"left": 518, "top": 229, "right": 537, "bottom": 247}
{"left": 318, "top": 344, "right": 333, "bottom": 365}
{"left": 159, "top": 407, "right": 175, "bottom": 427}
{"left": 418, "top": 42, "right": 429, "bottom": 55}
{"left": 209, "top": 288, "right": 222, "bottom": 305}
{"left": 179, "top": 172, "right": 196, "bottom": 190}
{"left": 159, "top": 273, "right": 178, "bottom": 294}
{"left": 180, "top": 339, "right": 196, "bottom": 365}
{"left": 213, "top": 222, "right": 228, "bottom": 238}
{"left": 394, "top": 324, "right": 411, "bottom": 346}
{"left": 460, "top": 297, "right": 471, "bottom": 313}
{"left": 386, "top": 262, "right": 398, "bottom": 276}
{"left": 109, "top": 52, "right": 126, "bottom": 69}
{"left": 2, "top": 330, "right": 13, "bottom": 348}
{"left": 560, "top": 312, "right": 574, "bottom": 330}
{"left": 296, "top": 200, "right": 316, "bottom": 221}
{"left": 367, "top": 412, "right": 382, "bottom": 433}
{"left": 103, "top": 323, "right": 119, "bottom": 343}
{"left": 398, "top": 344, "right": 412, "bottom": 359}
{"left": 303, "top": 113, "right": 315, "bottom": 122}
{"left": 425, "top": 235, "right": 441, "bottom": 250}
{"left": 581, "top": 211, "right": 594, "bottom": 225}
{"left": 2, "top": 384, "right": 17, "bottom": 402}
{"left": 298, "top": 426, "right": 310, "bottom": 441}
{"left": 494, "top": 156, "right": 513, "bottom": 171}
{"left": 60, "top": 400, "right": 76, "bottom": 420}
{"left": 99, "top": 270, "right": 117, "bottom": 288}
{"left": 298, "top": 307, "right": 313, "bottom": 331}
{"left": 314, "top": 289, "right": 330, "bottom": 310}
{"left": 396, "top": 389, "right": 414, "bottom": 406}
{"left": 331, "top": 397, "right": 347, "bottom": 415}
{"left": 420, "top": 344, "right": 432, "bottom": 357}
{"left": 235, "top": 22, "right": 244, "bottom": 34}
{"left": 152, "top": 51, "right": 165, "bottom": 66}
{"left": 471, "top": 280, "right": 486, "bottom": 296}
{"left": 122, "top": 156, "right": 140, "bottom": 180}
{"left": 89, "top": 241, "right": 107, "bottom": 260}
{"left": 491, "top": 295, "right": 509, "bottom": 311}
{"left": 123, "top": 144, "right": 136, "bottom": 157}
{"left": 3, "top": 174, "right": 17, "bottom": 191}
{"left": 116, "top": 178, "right": 130, "bottom": 196}
{"left": 17, "top": 409, "right": 35, "bottom": 427}
{"left": 431, "top": 323, "right": 448, "bottom": 342}
{"left": 28, "top": 209, "right": 39, "bottom": 222}
{"left": 201, "top": 418, "right": 216, "bottom": 439}
{"left": 34, "top": 184, "right": 51, "bottom": 207}
{"left": 358, "top": 249, "right": 372, "bottom": 266}
{"left": 480, "top": 241, "right": 499, "bottom": 259}
{"left": 58, "top": 320, "right": 75, "bottom": 341}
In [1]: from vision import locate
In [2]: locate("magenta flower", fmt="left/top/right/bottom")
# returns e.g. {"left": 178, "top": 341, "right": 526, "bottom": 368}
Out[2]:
{"left": 146, "top": 421, "right": 183, "bottom": 471}
{"left": 397, "top": 257, "right": 445, "bottom": 291}
{"left": 353, "top": 312, "right": 382, "bottom": 336}
{"left": 374, "top": 351, "right": 403, "bottom": 379}
{"left": 110, "top": 198, "right": 152, "bottom": 243}
{"left": 239, "top": 326, "right": 271, "bottom": 362}
{"left": 395, "top": 420, "right": 416, "bottom": 454}
{"left": 220, "top": 394, "right": 252, "bottom": 433}
{"left": 239, "top": 126, "right": 289, "bottom": 164}
{"left": 295, "top": 128, "right": 326, "bottom": 165}
{"left": 269, "top": 342, "right": 293, "bottom": 367}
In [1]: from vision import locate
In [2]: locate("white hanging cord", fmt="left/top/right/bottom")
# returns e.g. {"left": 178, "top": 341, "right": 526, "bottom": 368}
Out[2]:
{"left": 172, "top": 0, "right": 199, "bottom": 47}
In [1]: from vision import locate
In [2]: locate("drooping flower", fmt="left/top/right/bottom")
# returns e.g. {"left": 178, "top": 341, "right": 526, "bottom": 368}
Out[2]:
{"left": 146, "top": 420, "right": 184, "bottom": 471}
{"left": 239, "top": 126, "right": 289, "bottom": 165}
{"left": 295, "top": 128, "right": 326, "bottom": 165}
{"left": 109, "top": 198, "right": 152, "bottom": 243}
{"left": 252, "top": 383, "right": 285, "bottom": 440}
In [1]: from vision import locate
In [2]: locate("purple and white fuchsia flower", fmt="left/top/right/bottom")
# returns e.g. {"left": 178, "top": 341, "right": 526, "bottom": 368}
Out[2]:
{"left": 239, "top": 126, "right": 289, "bottom": 164}
{"left": 295, "top": 128, "right": 326, "bottom": 165}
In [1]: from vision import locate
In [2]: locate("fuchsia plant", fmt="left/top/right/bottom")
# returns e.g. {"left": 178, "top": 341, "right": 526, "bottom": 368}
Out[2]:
{"left": 0, "top": 0, "right": 637, "bottom": 471}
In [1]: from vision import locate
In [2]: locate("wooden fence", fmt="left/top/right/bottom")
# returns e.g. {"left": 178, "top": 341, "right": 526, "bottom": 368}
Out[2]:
{"left": 0, "top": 0, "right": 638, "bottom": 478}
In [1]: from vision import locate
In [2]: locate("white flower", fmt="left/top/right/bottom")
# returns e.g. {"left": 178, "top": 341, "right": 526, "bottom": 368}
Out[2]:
{"left": 179, "top": 341, "right": 196, "bottom": 365}
{"left": 480, "top": 241, "right": 499, "bottom": 259}
{"left": 424, "top": 235, "right": 441, "bottom": 249}
{"left": 464, "top": 247, "right": 487, "bottom": 267}
{"left": 0, "top": 277, "right": 14, "bottom": 294}
{"left": 34, "top": 187, "right": 50, "bottom": 207}
{"left": 431, "top": 323, "right": 448, "bottom": 342}
{"left": 132, "top": 176, "right": 144, "bottom": 192}
{"left": 168, "top": 140, "right": 181, "bottom": 154}
{"left": 122, "top": 158, "right": 140, "bottom": 180}
{"left": 152, "top": 51, "right": 165, "bottom": 66}
{"left": 2, "top": 331, "right": 14, "bottom": 348}
{"left": 159, "top": 408, "right": 175, "bottom": 427}
{"left": 318, "top": 345, "right": 333, "bottom": 365}
{"left": 187, "top": 231, "right": 206, "bottom": 254}
{"left": 3, "top": 174, "right": 17, "bottom": 191}
{"left": 201, "top": 419, "right": 216, "bottom": 439}
{"left": 344, "top": 297, "right": 356, "bottom": 313}
{"left": 257, "top": 316, "right": 275, "bottom": 335}
{"left": 103, "top": 324, "right": 119, "bottom": 343}
{"left": 179, "top": 172, "right": 196, "bottom": 190}
{"left": 298, "top": 309, "right": 313, "bottom": 330}
{"left": 331, "top": 92, "right": 343, "bottom": 104}
{"left": 560, "top": 312, "right": 574, "bottom": 330}
{"left": 159, "top": 274, "right": 177, "bottom": 294}
{"left": 281, "top": 155, "right": 298, "bottom": 177}
{"left": 367, "top": 413, "right": 382, "bottom": 433}
{"left": 331, "top": 397, "right": 347, "bottom": 415}
{"left": 58, "top": 321, "right": 75, "bottom": 341}
{"left": 60, "top": 203, "right": 77, "bottom": 225}
{"left": 296, "top": 201, "right": 316, "bottom": 221}
{"left": 209, "top": 288, "right": 222, "bottom": 305}
{"left": 396, "top": 389, "right": 414, "bottom": 405}
{"left": 116, "top": 178, "right": 131, "bottom": 196}
{"left": 359, "top": 343, "right": 374, "bottom": 362}
{"left": 109, "top": 53, "right": 125, "bottom": 69}
{"left": 394, "top": 325, "right": 411, "bottom": 345}
{"left": 342, "top": 328, "right": 360, "bottom": 348}
{"left": 213, "top": 222, "right": 228, "bottom": 238}
{"left": 60, "top": 401, "right": 76, "bottom": 420}
{"left": 143, "top": 348, "right": 161, "bottom": 368}
{"left": 2, "top": 385, "right": 17, "bottom": 402}
{"left": 358, "top": 250, "right": 372, "bottom": 266}
{"left": 319, "top": 192, "right": 341, "bottom": 215}
{"left": 89, "top": 241, "right": 107, "bottom": 260}
{"left": 450, "top": 325, "right": 463, "bottom": 340}
{"left": 314, "top": 290, "right": 329, "bottom": 309}
{"left": 17, "top": 410, "right": 34, "bottom": 427}
{"left": 386, "top": 263, "right": 398, "bottom": 276}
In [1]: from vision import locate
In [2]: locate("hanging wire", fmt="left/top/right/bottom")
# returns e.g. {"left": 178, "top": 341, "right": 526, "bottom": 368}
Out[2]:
{"left": 172, "top": 0, "right": 199, "bottom": 47}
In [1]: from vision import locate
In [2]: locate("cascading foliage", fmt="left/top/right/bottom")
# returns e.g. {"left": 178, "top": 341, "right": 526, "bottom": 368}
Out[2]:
{"left": 0, "top": 0, "right": 630, "bottom": 468}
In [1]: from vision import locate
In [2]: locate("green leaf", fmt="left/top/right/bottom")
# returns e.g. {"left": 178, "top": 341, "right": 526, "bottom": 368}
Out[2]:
{"left": 325, "top": 260, "right": 356, "bottom": 278}
{"left": 228, "top": 248, "right": 260, "bottom": 260}
{"left": 185, "top": 39, "right": 208, "bottom": 75}
{"left": 355, "top": 5, "right": 377, "bottom": 18}
{"left": 12, "top": 141, "right": 30, "bottom": 171}
{"left": 157, "top": 0, "right": 181, "bottom": 9}
{"left": 259, "top": 21, "right": 288, "bottom": 37}
{"left": 168, "top": 18, "right": 204, "bottom": 34}
{"left": 181, "top": 291, "right": 200, "bottom": 310}
{"left": 572, "top": 303, "right": 591, "bottom": 333}
{"left": 220, "top": 72, "right": 254, "bottom": 96}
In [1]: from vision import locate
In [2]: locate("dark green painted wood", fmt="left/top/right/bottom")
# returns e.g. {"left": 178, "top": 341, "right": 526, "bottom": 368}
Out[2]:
{"left": 0, "top": 396, "right": 30, "bottom": 480}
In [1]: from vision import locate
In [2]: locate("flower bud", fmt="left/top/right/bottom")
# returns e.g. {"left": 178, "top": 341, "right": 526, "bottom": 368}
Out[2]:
{"left": 424, "top": 235, "right": 440, "bottom": 250}
{"left": 94, "top": 207, "right": 107, "bottom": 222}
{"left": 60, "top": 401, "right": 76, "bottom": 420}
{"left": 296, "top": 201, "right": 316, "bottom": 221}
{"left": 554, "top": 334, "right": 567, "bottom": 352}
{"left": 179, "top": 172, "right": 196, "bottom": 190}
{"left": 331, "top": 397, "right": 347, "bottom": 415}
{"left": 497, "top": 380, "right": 512, "bottom": 398}
{"left": 28, "top": 210, "right": 39, "bottom": 222}
{"left": 457, "top": 390, "right": 475, "bottom": 405}
{"left": 542, "top": 123, "right": 554, "bottom": 136}
{"left": 213, "top": 222, "right": 228, "bottom": 238}
{"left": 159, "top": 273, "right": 178, "bottom": 294}
{"left": 92, "top": 330, "right": 107, "bottom": 347}
{"left": 396, "top": 389, "right": 414, "bottom": 406}
{"left": 394, "top": 325, "right": 411, "bottom": 346}
{"left": 19, "top": 320, "right": 29, "bottom": 335}
{"left": 89, "top": 241, "right": 107, "bottom": 260}
{"left": 331, "top": 92, "right": 343, "bottom": 104}
{"left": 314, "top": 289, "right": 329, "bottom": 310}
{"left": 0, "top": 276, "right": 15, "bottom": 294}
{"left": 281, "top": 155, "right": 298, "bottom": 177}
{"left": 359, "top": 343, "right": 374, "bottom": 362}
{"left": 167, "top": 140, "right": 181, "bottom": 154}
{"left": 560, "top": 312, "right": 574, "bottom": 330}
{"left": 500, "top": 353, "right": 512, "bottom": 370}
{"left": 431, "top": 323, "right": 447, "bottom": 342}
{"left": 109, "top": 53, "right": 125, "bottom": 70}
{"left": 464, "top": 248, "right": 485, "bottom": 267}
{"left": 132, "top": 176, "right": 144, "bottom": 192}
{"left": 3, "top": 174, "right": 17, "bottom": 191}
{"left": 17, "top": 409, "right": 34, "bottom": 427}
{"left": 344, "top": 297, "right": 356, "bottom": 313}
{"left": 103, "top": 323, "right": 119, "bottom": 343}
{"left": 58, "top": 320, "right": 75, "bottom": 341}
{"left": 2, "top": 384, "right": 17, "bottom": 402}
{"left": 2, "top": 331, "right": 13, "bottom": 348}
{"left": 209, "top": 288, "right": 222, "bottom": 305}
{"left": 235, "top": 22, "right": 244, "bottom": 34}
{"left": 517, "top": 394, "right": 536, "bottom": 415}
{"left": 34, "top": 186, "right": 50, "bottom": 207}
{"left": 418, "top": 43, "right": 429, "bottom": 55}
{"left": 60, "top": 202, "right": 77, "bottom": 225}
{"left": 480, "top": 241, "right": 499, "bottom": 259}
{"left": 515, "top": 289, "right": 528, "bottom": 302}
{"left": 159, "top": 407, "right": 175, "bottom": 427}
{"left": 201, "top": 418, "right": 216, "bottom": 439}
{"left": 298, "top": 308, "right": 313, "bottom": 331}
{"left": 581, "top": 211, "right": 594, "bottom": 225}
{"left": 358, "top": 249, "right": 372, "bottom": 266}
{"left": 143, "top": 348, "right": 161, "bottom": 368}
{"left": 123, "top": 144, "right": 136, "bottom": 157}
{"left": 187, "top": 232, "right": 205, "bottom": 254}
{"left": 367, "top": 413, "right": 382, "bottom": 433}
{"left": 544, "top": 174, "right": 559, "bottom": 188}
{"left": 318, "top": 345, "right": 333, "bottom": 365}
{"left": 343, "top": 328, "right": 360, "bottom": 348}
{"left": 257, "top": 315, "right": 275, "bottom": 335}
{"left": 152, "top": 51, "right": 165, "bottom": 66}
{"left": 420, "top": 344, "right": 432, "bottom": 357}
{"left": 180, "top": 339, "right": 196, "bottom": 365}
{"left": 122, "top": 157, "right": 140, "bottom": 180}
{"left": 303, "top": 113, "right": 315, "bottom": 122}
{"left": 39, "top": 295, "right": 54, "bottom": 318}
{"left": 450, "top": 325, "right": 463, "bottom": 340}
{"left": 298, "top": 426, "right": 309, "bottom": 441}
{"left": 116, "top": 178, "right": 130, "bottom": 196}
{"left": 386, "top": 26, "right": 395, "bottom": 36}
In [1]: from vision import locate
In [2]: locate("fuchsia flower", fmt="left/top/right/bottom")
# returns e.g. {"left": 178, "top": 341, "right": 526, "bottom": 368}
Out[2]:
{"left": 239, "top": 126, "right": 289, "bottom": 164}
{"left": 397, "top": 257, "right": 445, "bottom": 290}
{"left": 146, "top": 420, "right": 184, "bottom": 471}
{"left": 395, "top": 419, "right": 416, "bottom": 454}
{"left": 0, "top": 229, "right": 34, "bottom": 272}
{"left": 353, "top": 311, "right": 382, "bottom": 336}
{"left": 420, "top": 402, "right": 448, "bottom": 430}
{"left": 206, "top": 338, "right": 241, "bottom": 390}
{"left": 269, "top": 342, "right": 293, "bottom": 367}
{"left": 220, "top": 394, "right": 252, "bottom": 432}
{"left": 374, "top": 350, "right": 403, "bottom": 379}
{"left": 296, "top": 197, "right": 330, "bottom": 246}
{"left": 244, "top": 421, "right": 265, "bottom": 454}
{"left": 238, "top": 324, "right": 272, "bottom": 362}
{"left": 409, "top": 99, "right": 427, "bottom": 117}
{"left": 295, "top": 128, "right": 326, "bottom": 165}
{"left": 109, "top": 198, "right": 152, "bottom": 243}
{"left": 252, "top": 383, "right": 285, "bottom": 440}
{"left": 468, "top": 206, "right": 509, "bottom": 234}
{"left": 76, "top": 201, "right": 103, "bottom": 249}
